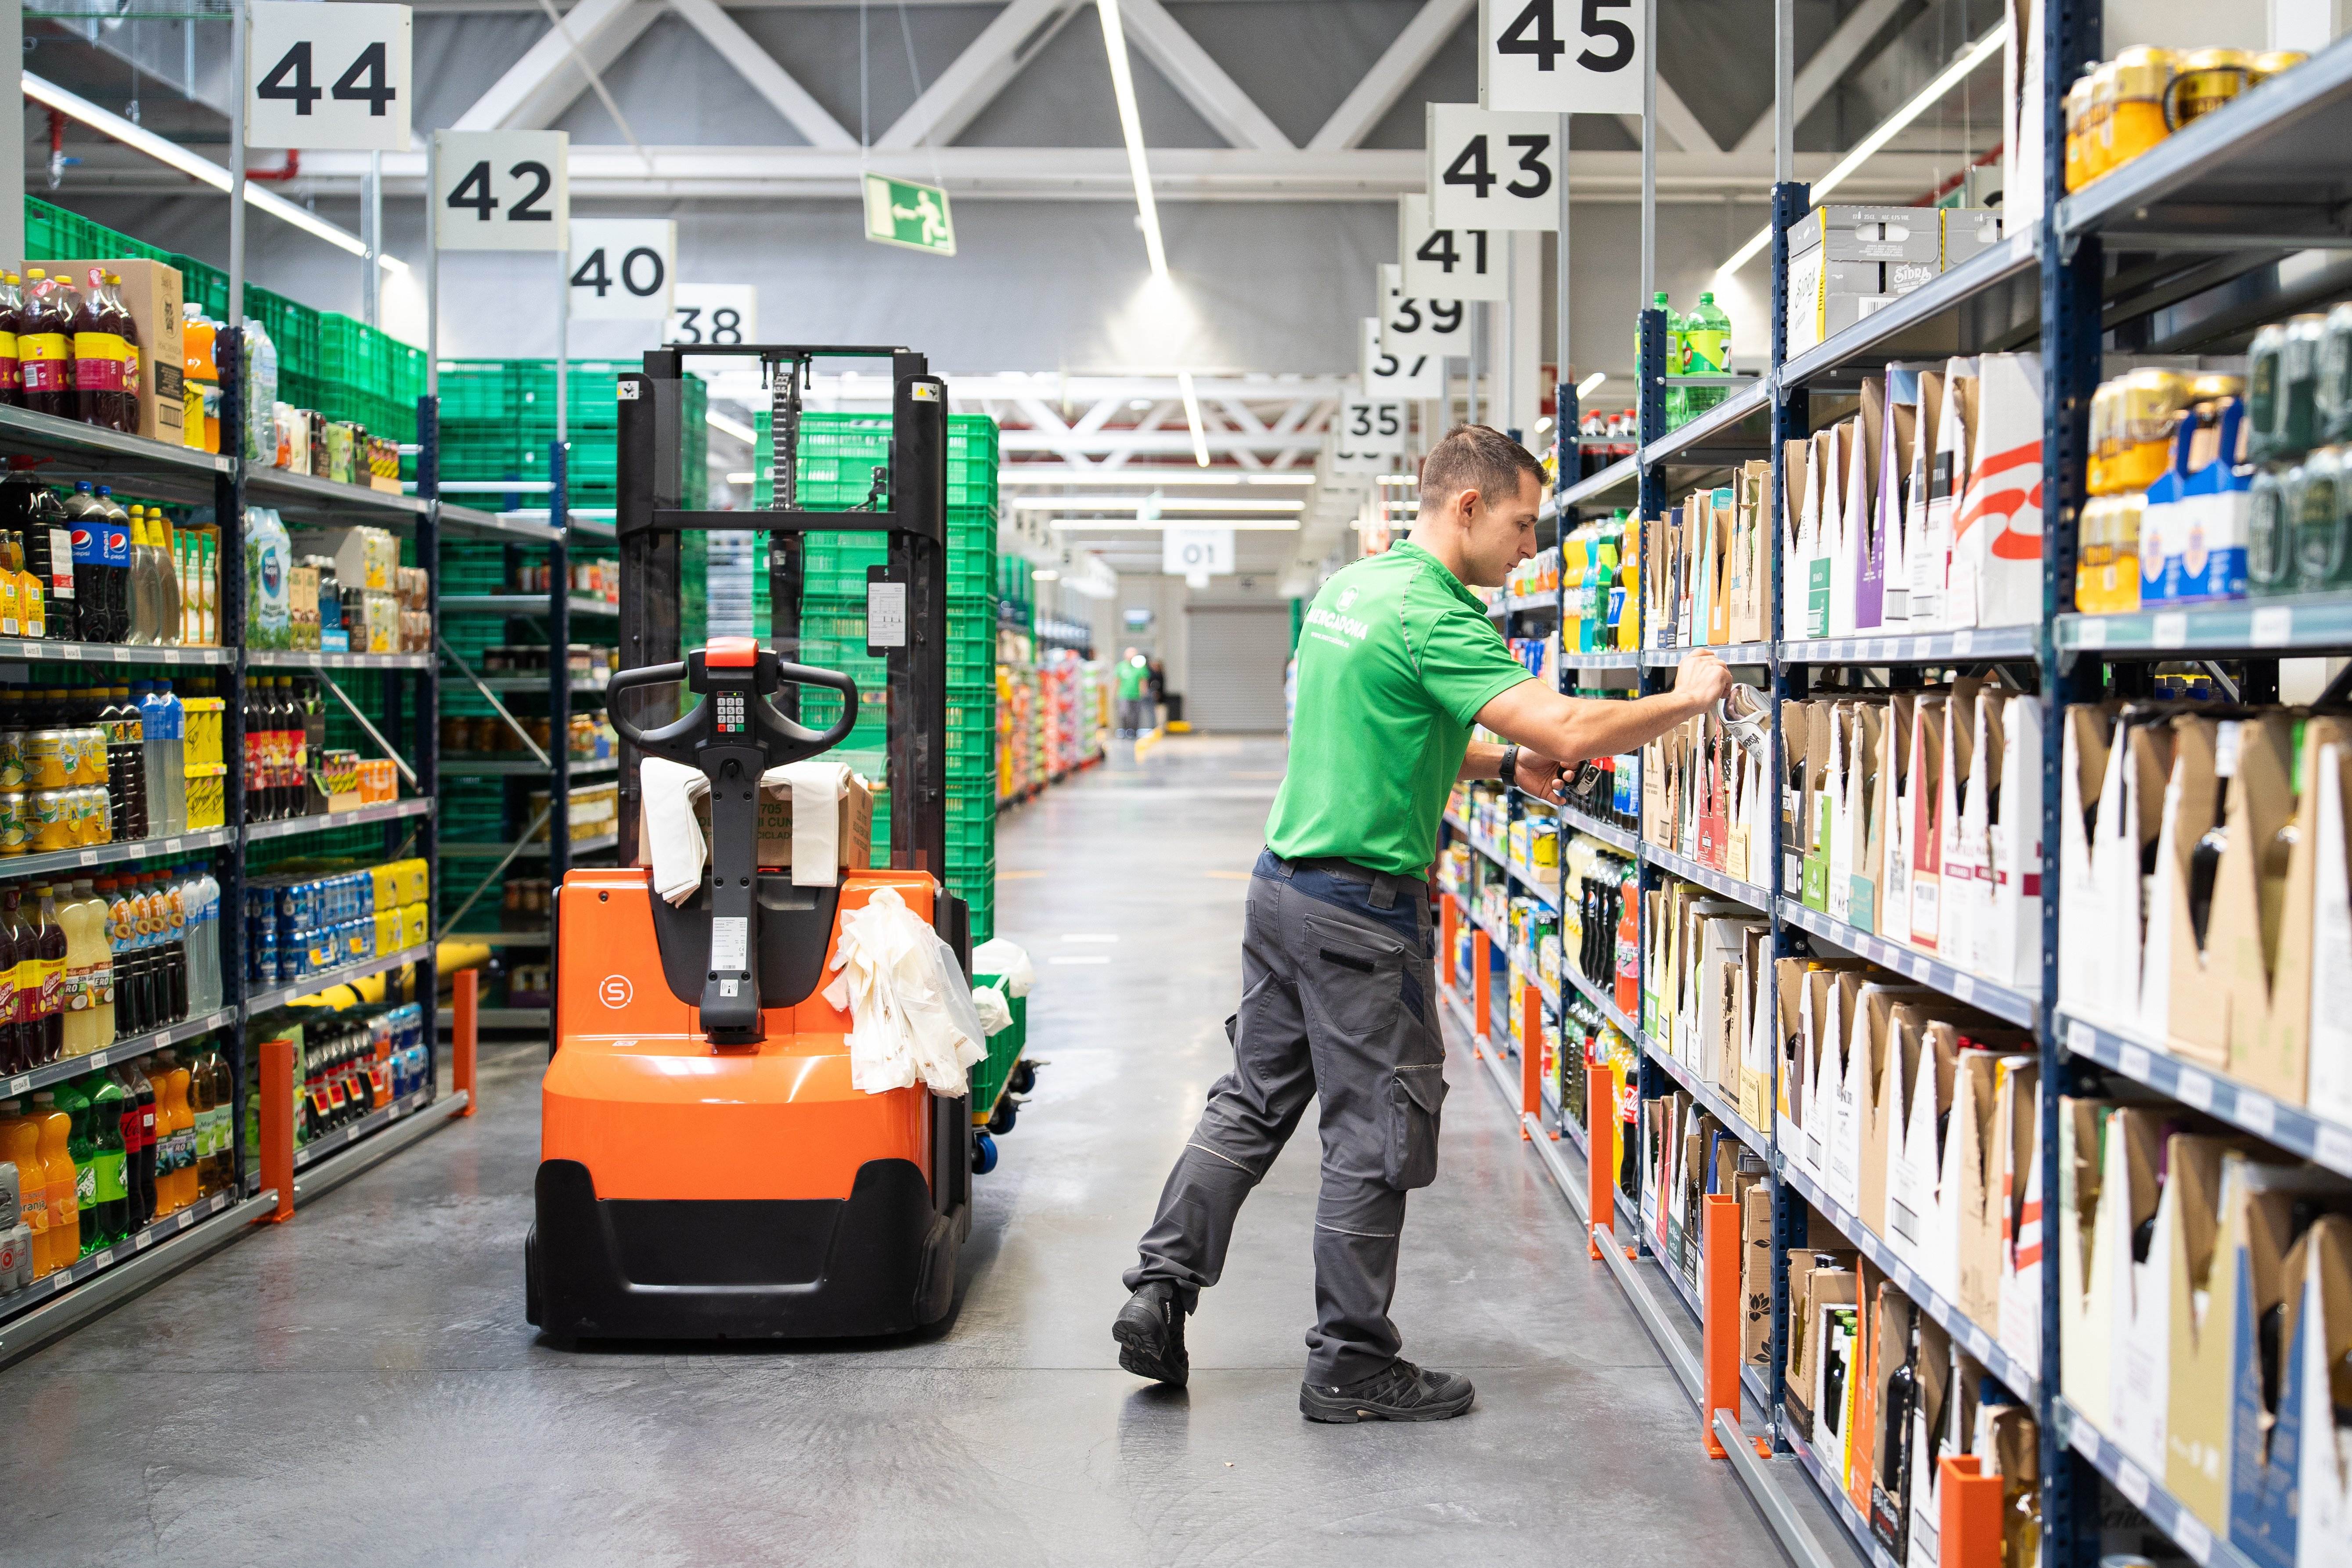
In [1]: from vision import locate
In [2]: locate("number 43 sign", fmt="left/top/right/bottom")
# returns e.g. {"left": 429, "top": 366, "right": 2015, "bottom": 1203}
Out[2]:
{"left": 1479, "top": 0, "right": 1645, "bottom": 115}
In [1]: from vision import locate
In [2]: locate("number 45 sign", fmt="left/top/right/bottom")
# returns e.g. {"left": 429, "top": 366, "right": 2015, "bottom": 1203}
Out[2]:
{"left": 1480, "top": 0, "right": 1645, "bottom": 115}
{"left": 246, "top": 1, "right": 411, "bottom": 151}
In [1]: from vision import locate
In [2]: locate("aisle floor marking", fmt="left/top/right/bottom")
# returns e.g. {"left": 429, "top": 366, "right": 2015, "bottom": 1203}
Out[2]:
{"left": 1063, "top": 933, "right": 1120, "bottom": 943}
{"left": 998, "top": 869, "right": 1048, "bottom": 880}
{"left": 1204, "top": 870, "right": 1250, "bottom": 880}
{"left": 1049, "top": 955, "right": 1112, "bottom": 965}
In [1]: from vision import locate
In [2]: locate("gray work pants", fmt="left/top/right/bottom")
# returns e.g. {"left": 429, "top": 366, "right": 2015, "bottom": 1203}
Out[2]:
{"left": 1125, "top": 849, "right": 1447, "bottom": 1384}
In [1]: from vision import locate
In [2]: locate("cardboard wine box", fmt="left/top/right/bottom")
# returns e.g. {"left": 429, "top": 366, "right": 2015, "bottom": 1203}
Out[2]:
{"left": 1949, "top": 352, "right": 2045, "bottom": 629}
{"left": 2226, "top": 1205, "right": 2351, "bottom": 1568}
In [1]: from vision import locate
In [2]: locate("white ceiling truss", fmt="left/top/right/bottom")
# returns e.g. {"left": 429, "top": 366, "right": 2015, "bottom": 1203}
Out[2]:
{"left": 267, "top": 0, "right": 1970, "bottom": 202}
{"left": 947, "top": 375, "right": 1347, "bottom": 468}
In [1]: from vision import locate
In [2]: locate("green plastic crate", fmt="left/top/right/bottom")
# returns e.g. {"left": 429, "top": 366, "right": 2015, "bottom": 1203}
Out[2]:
{"left": 966, "top": 986, "right": 1023, "bottom": 1116}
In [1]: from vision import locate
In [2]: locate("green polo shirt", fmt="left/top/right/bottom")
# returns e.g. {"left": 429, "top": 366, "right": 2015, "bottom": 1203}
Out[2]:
{"left": 1265, "top": 541, "right": 1534, "bottom": 877}
{"left": 1117, "top": 657, "right": 1148, "bottom": 700}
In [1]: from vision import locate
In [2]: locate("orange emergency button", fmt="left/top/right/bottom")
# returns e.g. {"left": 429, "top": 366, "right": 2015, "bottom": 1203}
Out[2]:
{"left": 706, "top": 636, "right": 759, "bottom": 667}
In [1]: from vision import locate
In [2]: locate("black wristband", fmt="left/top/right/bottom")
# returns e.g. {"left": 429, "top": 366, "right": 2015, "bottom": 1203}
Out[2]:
{"left": 1498, "top": 745, "right": 1519, "bottom": 786}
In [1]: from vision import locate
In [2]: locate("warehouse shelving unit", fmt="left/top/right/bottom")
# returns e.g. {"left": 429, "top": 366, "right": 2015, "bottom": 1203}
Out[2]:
{"left": 1435, "top": 23, "right": 2352, "bottom": 1568}
{"left": 0, "top": 327, "right": 461, "bottom": 1366}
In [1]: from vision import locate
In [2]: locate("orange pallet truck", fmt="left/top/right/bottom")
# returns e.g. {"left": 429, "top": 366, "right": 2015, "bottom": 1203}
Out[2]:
{"left": 527, "top": 346, "right": 974, "bottom": 1342}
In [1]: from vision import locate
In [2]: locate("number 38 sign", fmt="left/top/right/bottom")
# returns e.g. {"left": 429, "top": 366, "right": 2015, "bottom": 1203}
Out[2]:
{"left": 1479, "top": 0, "right": 1645, "bottom": 115}
{"left": 245, "top": 1, "right": 412, "bottom": 151}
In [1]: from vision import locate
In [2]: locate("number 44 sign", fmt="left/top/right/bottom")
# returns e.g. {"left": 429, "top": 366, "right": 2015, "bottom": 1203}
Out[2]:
{"left": 1480, "top": 0, "right": 1645, "bottom": 115}
{"left": 246, "top": 1, "right": 411, "bottom": 151}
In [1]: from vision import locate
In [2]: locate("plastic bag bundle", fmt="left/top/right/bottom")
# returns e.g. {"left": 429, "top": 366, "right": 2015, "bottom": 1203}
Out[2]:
{"left": 824, "top": 886, "right": 987, "bottom": 1096}
{"left": 971, "top": 936, "right": 1035, "bottom": 998}
{"left": 972, "top": 984, "right": 1013, "bottom": 1038}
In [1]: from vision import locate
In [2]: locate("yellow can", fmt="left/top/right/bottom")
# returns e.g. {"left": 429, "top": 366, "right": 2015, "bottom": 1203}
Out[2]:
{"left": 2249, "top": 49, "right": 2307, "bottom": 86}
{"left": 72, "top": 725, "right": 104, "bottom": 786}
{"left": 0, "top": 791, "right": 27, "bottom": 854}
{"left": 2109, "top": 368, "right": 2196, "bottom": 494}
{"left": 21, "top": 730, "right": 71, "bottom": 789}
{"left": 76, "top": 785, "right": 109, "bottom": 845}
{"left": 0, "top": 728, "right": 25, "bottom": 792}
{"left": 29, "top": 788, "right": 73, "bottom": 851}
{"left": 2104, "top": 47, "right": 2176, "bottom": 172}
{"left": 2166, "top": 47, "right": 2251, "bottom": 129}
{"left": 2064, "top": 72, "right": 2097, "bottom": 191}
{"left": 2083, "top": 61, "right": 2120, "bottom": 184}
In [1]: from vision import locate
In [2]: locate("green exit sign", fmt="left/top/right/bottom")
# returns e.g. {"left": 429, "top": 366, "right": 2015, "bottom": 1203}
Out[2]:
{"left": 863, "top": 173, "right": 957, "bottom": 256}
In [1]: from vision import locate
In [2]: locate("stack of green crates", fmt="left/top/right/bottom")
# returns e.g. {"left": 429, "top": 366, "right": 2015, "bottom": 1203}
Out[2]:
{"left": 22, "top": 197, "right": 425, "bottom": 440}
{"left": 968, "top": 972, "right": 1026, "bottom": 1118}
{"left": 750, "top": 409, "right": 999, "bottom": 940}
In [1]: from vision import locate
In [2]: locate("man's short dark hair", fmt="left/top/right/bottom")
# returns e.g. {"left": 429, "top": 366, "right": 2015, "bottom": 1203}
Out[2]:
{"left": 1418, "top": 424, "right": 1543, "bottom": 515}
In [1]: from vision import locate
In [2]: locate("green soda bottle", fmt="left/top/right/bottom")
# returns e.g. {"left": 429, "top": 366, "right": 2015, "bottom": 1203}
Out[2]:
{"left": 55, "top": 1078, "right": 95, "bottom": 1256}
{"left": 1684, "top": 292, "right": 1733, "bottom": 419}
{"left": 82, "top": 1070, "right": 128, "bottom": 1247}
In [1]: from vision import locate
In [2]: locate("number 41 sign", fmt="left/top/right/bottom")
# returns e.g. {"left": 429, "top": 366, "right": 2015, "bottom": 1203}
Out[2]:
{"left": 1479, "top": 0, "right": 1645, "bottom": 115}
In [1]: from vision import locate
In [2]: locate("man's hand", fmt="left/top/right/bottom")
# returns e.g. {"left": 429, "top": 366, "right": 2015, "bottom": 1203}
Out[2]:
{"left": 1673, "top": 650, "right": 1734, "bottom": 711}
{"left": 1513, "top": 749, "right": 1568, "bottom": 804}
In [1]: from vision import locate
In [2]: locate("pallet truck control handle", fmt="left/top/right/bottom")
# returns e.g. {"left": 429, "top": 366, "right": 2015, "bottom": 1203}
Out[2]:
{"left": 606, "top": 647, "right": 861, "bottom": 768}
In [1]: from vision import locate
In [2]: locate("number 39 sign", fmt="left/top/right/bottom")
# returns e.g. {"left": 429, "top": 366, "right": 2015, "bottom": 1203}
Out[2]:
{"left": 1478, "top": 0, "right": 1645, "bottom": 115}
{"left": 245, "top": 1, "right": 412, "bottom": 151}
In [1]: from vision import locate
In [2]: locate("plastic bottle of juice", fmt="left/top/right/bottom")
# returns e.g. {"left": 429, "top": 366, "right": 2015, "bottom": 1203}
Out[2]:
{"left": 72, "top": 880, "right": 115, "bottom": 1047}
{"left": 0, "top": 893, "right": 18, "bottom": 1080}
{"left": 100, "top": 879, "right": 136, "bottom": 1036}
{"left": 58, "top": 880, "right": 102, "bottom": 1056}
{"left": 69, "top": 268, "right": 126, "bottom": 433}
{"left": 166, "top": 1056, "right": 196, "bottom": 1211}
{"left": 0, "top": 529, "right": 22, "bottom": 640}
{"left": 152, "top": 512, "right": 181, "bottom": 647}
{"left": 101, "top": 272, "right": 141, "bottom": 436}
{"left": 23, "top": 479, "right": 73, "bottom": 641}
{"left": 0, "top": 273, "right": 24, "bottom": 409}
{"left": 3, "top": 890, "right": 39, "bottom": 1070}
{"left": 30, "top": 1089, "right": 77, "bottom": 1260}
{"left": 17, "top": 270, "right": 72, "bottom": 420}
{"left": 79, "top": 1071, "right": 126, "bottom": 1247}
{"left": 0, "top": 1103, "right": 52, "bottom": 1276}
{"left": 191, "top": 1039, "right": 224, "bottom": 1196}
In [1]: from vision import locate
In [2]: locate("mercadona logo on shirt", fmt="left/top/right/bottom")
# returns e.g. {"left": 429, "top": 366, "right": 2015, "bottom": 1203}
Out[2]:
{"left": 1304, "top": 586, "right": 1370, "bottom": 646}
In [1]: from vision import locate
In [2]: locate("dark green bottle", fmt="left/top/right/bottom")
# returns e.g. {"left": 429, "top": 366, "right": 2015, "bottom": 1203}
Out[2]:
{"left": 82, "top": 1071, "right": 128, "bottom": 1247}
{"left": 55, "top": 1078, "right": 95, "bottom": 1256}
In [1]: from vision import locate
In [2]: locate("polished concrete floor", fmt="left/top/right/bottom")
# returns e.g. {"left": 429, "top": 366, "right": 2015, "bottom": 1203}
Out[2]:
{"left": 0, "top": 734, "right": 1779, "bottom": 1567}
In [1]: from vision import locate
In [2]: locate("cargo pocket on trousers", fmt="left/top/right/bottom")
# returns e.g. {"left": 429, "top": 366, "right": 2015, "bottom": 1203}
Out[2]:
{"left": 1383, "top": 1063, "right": 1448, "bottom": 1190}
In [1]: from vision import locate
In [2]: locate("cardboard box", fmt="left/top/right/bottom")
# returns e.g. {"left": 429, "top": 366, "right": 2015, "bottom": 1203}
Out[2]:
{"left": 2170, "top": 1150, "right": 2325, "bottom": 1532}
{"left": 1942, "top": 208, "right": 2005, "bottom": 270}
{"left": 32, "top": 257, "right": 186, "bottom": 446}
{"left": 1785, "top": 249, "right": 1895, "bottom": 357}
{"left": 1949, "top": 352, "right": 2045, "bottom": 630}
{"left": 1993, "top": 1054, "right": 2044, "bottom": 1379}
{"left": 2288, "top": 1218, "right": 2352, "bottom": 1568}
{"left": 2227, "top": 716, "right": 2352, "bottom": 1105}
{"left": 2229, "top": 1208, "right": 2351, "bottom": 1568}
{"left": 1790, "top": 205, "right": 1945, "bottom": 264}
{"left": 2153, "top": 717, "right": 2232, "bottom": 1065}
{"left": 1950, "top": 1045, "right": 2016, "bottom": 1325}
{"left": 1743, "top": 1177, "right": 1776, "bottom": 1370}
{"left": 2309, "top": 732, "right": 2352, "bottom": 1126}
{"left": 1885, "top": 1003, "right": 1957, "bottom": 1267}
{"left": 1906, "top": 694, "right": 1951, "bottom": 952}
{"left": 1867, "top": 1287, "right": 1919, "bottom": 1548}
{"left": 1782, "top": 437, "right": 1813, "bottom": 642}
{"left": 1909, "top": 362, "right": 1977, "bottom": 631}
{"left": 1834, "top": 390, "right": 1883, "bottom": 639}
{"left": 2058, "top": 705, "right": 2165, "bottom": 1031}
{"left": 1786, "top": 1248, "right": 1860, "bottom": 1441}
{"left": 1905, "top": 1315, "right": 1959, "bottom": 1568}
{"left": 663, "top": 767, "right": 875, "bottom": 880}
{"left": 1871, "top": 693, "right": 1916, "bottom": 940}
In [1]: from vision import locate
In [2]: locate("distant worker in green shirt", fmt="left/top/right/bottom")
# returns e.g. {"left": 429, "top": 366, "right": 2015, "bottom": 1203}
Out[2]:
{"left": 1113, "top": 423, "right": 1730, "bottom": 1422}
{"left": 1117, "top": 647, "right": 1153, "bottom": 737}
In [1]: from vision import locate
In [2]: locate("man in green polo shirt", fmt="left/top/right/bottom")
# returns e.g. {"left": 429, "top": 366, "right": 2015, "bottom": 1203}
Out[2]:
{"left": 1113, "top": 423, "right": 1728, "bottom": 1421}
{"left": 1116, "top": 647, "right": 1152, "bottom": 736}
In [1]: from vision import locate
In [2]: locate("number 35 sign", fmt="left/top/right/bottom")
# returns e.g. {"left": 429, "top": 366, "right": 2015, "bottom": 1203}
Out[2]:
{"left": 1479, "top": 0, "right": 1645, "bottom": 115}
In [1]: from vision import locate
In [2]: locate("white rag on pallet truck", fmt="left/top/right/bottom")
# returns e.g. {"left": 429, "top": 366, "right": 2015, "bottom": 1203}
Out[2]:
{"left": 825, "top": 887, "right": 988, "bottom": 1096}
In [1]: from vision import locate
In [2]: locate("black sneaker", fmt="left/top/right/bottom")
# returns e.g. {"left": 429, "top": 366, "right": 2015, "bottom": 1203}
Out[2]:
{"left": 1113, "top": 1281, "right": 1189, "bottom": 1388}
{"left": 1299, "top": 1359, "right": 1475, "bottom": 1423}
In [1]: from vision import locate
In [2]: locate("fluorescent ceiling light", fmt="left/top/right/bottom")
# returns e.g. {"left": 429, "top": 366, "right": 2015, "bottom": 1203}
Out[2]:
{"left": 26, "top": 72, "right": 403, "bottom": 273}
{"left": 708, "top": 410, "right": 759, "bottom": 444}
{"left": 999, "top": 469, "right": 1313, "bottom": 487}
{"left": 1031, "top": 569, "right": 1061, "bottom": 580}
{"left": 1577, "top": 370, "right": 1608, "bottom": 399}
{"left": 1096, "top": 0, "right": 1207, "bottom": 468}
{"left": 1051, "top": 518, "right": 1301, "bottom": 532}
{"left": 1011, "top": 496, "right": 1303, "bottom": 512}
{"left": 724, "top": 471, "right": 755, "bottom": 485}
{"left": 1714, "top": 24, "right": 2003, "bottom": 281}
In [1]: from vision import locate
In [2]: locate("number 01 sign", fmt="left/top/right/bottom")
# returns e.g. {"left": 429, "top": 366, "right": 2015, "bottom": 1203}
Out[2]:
{"left": 1479, "top": 0, "right": 1645, "bottom": 115}
{"left": 246, "top": 1, "right": 411, "bottom": 151}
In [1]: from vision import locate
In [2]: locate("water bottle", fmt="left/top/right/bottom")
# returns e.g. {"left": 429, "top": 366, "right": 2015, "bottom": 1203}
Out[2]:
{"left": 157, "top": 681, "right": 185, "bottom": 835}
{"left": 135, "top": 682, "right": 169, "bottom": 838}
{"left": 195, "top": 867, "right": 221, "bottom": 1016}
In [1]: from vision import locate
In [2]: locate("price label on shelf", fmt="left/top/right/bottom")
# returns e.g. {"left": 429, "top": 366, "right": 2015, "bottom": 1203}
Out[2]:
{"left": 246, "top": 1, "right": 412, "bottom": 151}
{"left": 1478, "top": 0, "right": 1644, "bottom": 115}
{"left": 1398, "top": 192, "right": 1504, "bottom": 301}
{"left": 1427, "top": 104, "right": 1561, "bottom": 231}
{"left": 2121, "top": 1043, "right": 2152, "bottom": 1081}
{"left": 2236, "top": 1091, "right": 2276, "bottom": 1136}
{"left": 2076, "top": 619, "right": 2108, "bottom": 649}
{"left": 2316, "top": 1123, "right": 2352, "bottom": 1172}
{"left": 2251, "top": 605, "right": 2294, "bottom": 646}
{"left": 2152, "top": 611, "right": 2187, "bottom": 648}
{"left": 2177, "top": 1071, "right": 2215, "bottom": 1111}
{"left": 567, "top": 218, "right": 676, "bottom": 321}
{"left": 434, "top": 130, "right": 569, "bottom": 251}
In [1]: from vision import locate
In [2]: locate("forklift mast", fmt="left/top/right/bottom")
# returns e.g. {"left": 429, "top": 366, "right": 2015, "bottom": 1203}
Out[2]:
{"left": 613, "top": 346, "right": 952, "bottom": 890}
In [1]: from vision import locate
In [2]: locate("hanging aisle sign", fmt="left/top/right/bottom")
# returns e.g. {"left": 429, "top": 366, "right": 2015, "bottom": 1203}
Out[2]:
{"left": 1361, "top": 317, "right": 1443, "bottom": 399}
{"left": 863, "top": 174, "right": 957, "bottom": 256}
{"left": 245, "top": 1, "right": 412, "bottom": 151}
{"left": 665, "top": 284, "right": 757, "bottom": 346}
{"left": 1426, "top": 104, "right": 1561, "bottom": 231}
{"left": 1334, "top": 396, "right": 1406, "bottom": 472}
{"left": 1477, "top": 0, "right": 1645, "bottom": 115}
{"left": 567, "top": 219, "right": 675, "bottom": 321}
{"left": 1398, "top": 193, "right": 1504, "bottom": 302}
{"left": 1378, "top": 263, "right": 1468, "bottom": 358}
{"left": 433, "top": 130, "right": 570, "bottom": 251}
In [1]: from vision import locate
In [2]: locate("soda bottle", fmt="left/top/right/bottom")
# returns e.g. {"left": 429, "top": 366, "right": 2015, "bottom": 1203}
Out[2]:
{"left": 81, "top": 1070, "right": 127, "bottom": 1247}
{"left": 30, "top": 1089, "right": 77, "bottom": 1260}
{"left": 151, "top": 510, "right": 181, "bottom": 647}
{"left": 96, "top": 487, "right": 131, "bottom": 640}
{"left": 119, "top": 1055, "right": 155, "bottom": 1228}
{"left": 0, "top": 894, "right": 18, "bottom": 1078}
{"left": 102, "top": 272, "right": 141, "bottom": 436}
{"left": 70, "top": 268, "right": 126, "bottom": 432}
{"left": 0, "top": 273, "right": 25, "bottom": 409}
{"left": 27, "top": 482, "right": 71, "bottom": 642}
{"left": 196, "top": 1040, "right": 230, "bottom": 1195}
{"left": 31, "top": 884, "right": 65, "bottom": 1068}
{"left": 17, "top": 270, "right": 72, "bottom": 420}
